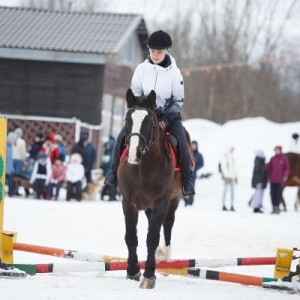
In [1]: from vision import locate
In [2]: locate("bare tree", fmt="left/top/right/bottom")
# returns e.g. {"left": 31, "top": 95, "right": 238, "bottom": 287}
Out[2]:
{"left": 149, "top": 0, "right": 300, "bottom": 123}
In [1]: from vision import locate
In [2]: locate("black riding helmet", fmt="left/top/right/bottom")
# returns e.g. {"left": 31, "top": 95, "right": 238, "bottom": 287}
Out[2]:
{"left": 147, "top": 30, "right": 172, "bottom": 50}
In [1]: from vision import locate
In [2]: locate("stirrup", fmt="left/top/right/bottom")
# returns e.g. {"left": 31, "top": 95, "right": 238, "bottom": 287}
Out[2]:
{"left": 104, "top": 171, "right": 118, "bottom": 187}
{"left": 182, "top": 181, "right": 195, "bottom": 196}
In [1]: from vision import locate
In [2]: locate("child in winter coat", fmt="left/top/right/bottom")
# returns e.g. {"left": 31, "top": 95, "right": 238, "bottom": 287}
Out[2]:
{"left": 46, "top": 157, "right": 66, "bottom": 200}
{"left": 66, "top": 153, "right": 85, "bottom": 201}
{"left": 251, "top": 150, "right": 267, "bottom": 213}
{"left": 30, "top": 152, "right": 52, "bottom": 199}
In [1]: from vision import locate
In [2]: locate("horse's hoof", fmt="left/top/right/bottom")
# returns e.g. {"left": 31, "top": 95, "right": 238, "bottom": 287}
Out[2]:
{"left": 127, "top": 271, "right": 141, "bottom": 281}
{"left": 139, "top": 277, "right": 155, "bottom": 289}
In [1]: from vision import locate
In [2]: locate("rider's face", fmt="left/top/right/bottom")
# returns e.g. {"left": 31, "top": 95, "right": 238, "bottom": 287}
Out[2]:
{"left": 149, "top": 49, "right": 166, "bottom": 64}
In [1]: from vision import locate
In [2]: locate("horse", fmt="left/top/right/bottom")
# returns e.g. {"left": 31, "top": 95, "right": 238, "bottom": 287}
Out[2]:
{"left": 281, "top": 152, "right": 300, "bottom": 211}
{"left": 117, "top": 89, "right": 191, "bottom": 289}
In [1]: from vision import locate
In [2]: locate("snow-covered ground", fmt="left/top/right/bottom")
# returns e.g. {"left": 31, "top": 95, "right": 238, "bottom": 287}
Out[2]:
{"left": 1, "top": 117, "right": 300, "bottom": 299}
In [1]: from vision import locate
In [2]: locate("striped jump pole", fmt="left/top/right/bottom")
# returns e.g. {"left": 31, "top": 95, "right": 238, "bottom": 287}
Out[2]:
{"left": 13, "top": 242, "right": 125, "bottom": 262}
{"left": 13, "top": 242, "right": 276, "bottom": 267}
{"left": 7, "top": 262, "right": 278, "bottom": 287}
{"left": 186, "top": 268, "right": 277, "bottom": 287}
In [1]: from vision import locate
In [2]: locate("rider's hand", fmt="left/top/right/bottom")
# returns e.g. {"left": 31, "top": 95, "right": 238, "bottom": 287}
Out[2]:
{"left": 159, "top": 121, "right": 166, "bottom": 130}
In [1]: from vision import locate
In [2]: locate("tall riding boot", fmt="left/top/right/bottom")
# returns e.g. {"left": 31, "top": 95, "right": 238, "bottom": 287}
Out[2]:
{"left": 182, "top": 171, "right": 195, "bottom": 196}
{"left": 168, "top": 120, "right": 195, "bottom": 196}
{"left": 104, "top": 136, "right": 123, "bottom": 187}
{"left": 180, "top": 137, "right": 195, "bottom": 196}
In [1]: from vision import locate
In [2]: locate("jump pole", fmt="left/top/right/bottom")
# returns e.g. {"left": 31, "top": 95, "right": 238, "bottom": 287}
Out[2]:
{"left": 13, "top": 242, "right": 125, "bottom": 262}
{"left": 13, "top": 242, "right": 276, "bottom": 267}
{"left": 7, "top": 262, "right": 277, "bottom": 285}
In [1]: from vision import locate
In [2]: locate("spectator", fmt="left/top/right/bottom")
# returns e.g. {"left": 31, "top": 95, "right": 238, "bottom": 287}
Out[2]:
{"left": 250, "top": 150, "right": 267, "bottom": 213}
{"left": 41, "top": 133, "right": 61, "bottom": 165}
{"left": 71, "top": 133, "right": 88, "bottom": 179}
{"left": 185, "top": 141, "right": 204, "bottom": 206}
{"left": 66, "top": 153, "right": 85, "bottom": 201}
{"left": 220, "top": 145, "right": 238, "bottom": 211}
{"left": 46, "top": 157, "right": 66, "bottom": 200}
{"left": 12, "top": 127, "right": 27, "bottom": 195}
{"left": 100, "top": 136, "right": 117, "bottom": 201}
{"left": 29, "top": 133, "right": 44, "bottom": 160}
{"left": 289, "top": 133, "right": 300, "bottom": 154}
{"left": 267, "top": 146, "right": 290, "bottom": 214}
{"left": 82, "top": 133, "right": 96, "bottom": 183}
{"left": 30, "top": 152, "right": 52, "bottom": 199}
{"left": 5, "top": 132, "right": 16, "bottom": 197}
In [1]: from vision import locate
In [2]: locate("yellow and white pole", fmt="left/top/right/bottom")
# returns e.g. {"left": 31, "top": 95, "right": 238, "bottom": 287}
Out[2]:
{"left": 0, "top": 117, "right": 7, "bottom": 263}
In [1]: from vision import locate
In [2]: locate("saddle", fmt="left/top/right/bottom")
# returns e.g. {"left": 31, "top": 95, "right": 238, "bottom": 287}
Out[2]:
{"left": 119, "top": 130, "right": 194, "bottom": 172}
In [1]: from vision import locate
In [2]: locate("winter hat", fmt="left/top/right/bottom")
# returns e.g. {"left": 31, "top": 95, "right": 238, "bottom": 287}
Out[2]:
{"left": 7, "top": 132, "right": 16, "bottom": 144}
{"left": 70, "top": 153, "right": 82, "bottom": 164}
{"left": 191, "top": 141, "right": 198, "bottom": 148}
{"left": 45, "top": 133, "right": 55, "bottom": 143}
{"left": 80, "top": 131, "right": 88, "bottom": 139}
{"left": 55, "top": 134, "right": 64, "bottom": 144}
{"left": 292, "top": 133, "right": 299, "bottom": 140}
{"left": 36, "top": 152, "right": 47, "bottom": 160}
{"left": 14, "top": 127, "right": 23, "bottom": 138}
{"left": 147, "top": 30, "right": 172, "bottom": 49}
{"left": 274, "top": 145, "right": 282, "bottom": 152}
{"left": 255, "top": 150, "right": 265, "bottom": 158}
{"left": 36, "top": 133, "right": 44, "bottom": 139}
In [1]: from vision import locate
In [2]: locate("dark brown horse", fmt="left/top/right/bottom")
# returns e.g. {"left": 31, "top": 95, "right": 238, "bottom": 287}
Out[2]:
{"left": 282, "top": 152, "right": 300, "bottom": 210}
{"left": 118, "top": 89, "right": 189, "bottom": 289}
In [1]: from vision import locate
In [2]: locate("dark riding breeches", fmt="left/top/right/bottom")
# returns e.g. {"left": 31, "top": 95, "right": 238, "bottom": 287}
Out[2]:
{"left": 167, "top": 119, "right": 191, "bottom": 176}
{"left": 110, "top": 126, "right": 126, "bottom": 172}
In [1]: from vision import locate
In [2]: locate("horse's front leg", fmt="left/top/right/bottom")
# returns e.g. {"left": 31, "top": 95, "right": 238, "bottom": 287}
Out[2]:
{"left": 140, "top": 201, "right": 168, "bottom": 289}
{"left": 163, "top": 196, "right": 179, "bottom": 246}
{"left": 123, "top": 201, "right": 141, "bottom": 281}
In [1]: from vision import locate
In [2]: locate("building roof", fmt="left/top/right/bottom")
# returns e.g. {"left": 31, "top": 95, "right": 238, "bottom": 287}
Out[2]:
{"left": 0, "top": 6, "right": 148, "bottom": 56}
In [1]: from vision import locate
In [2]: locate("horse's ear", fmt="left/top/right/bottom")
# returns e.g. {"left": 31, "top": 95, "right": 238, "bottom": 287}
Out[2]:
{"left": 148, "top": 90, "right": 157, "bottom": 110}
{"left": 126, "top": 89, "right": 136, "bottom": 108}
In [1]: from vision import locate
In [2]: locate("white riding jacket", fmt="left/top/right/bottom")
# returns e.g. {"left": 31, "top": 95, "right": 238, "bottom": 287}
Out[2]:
{"left": 131, "top": 55, "right": 184, "bottom": 124}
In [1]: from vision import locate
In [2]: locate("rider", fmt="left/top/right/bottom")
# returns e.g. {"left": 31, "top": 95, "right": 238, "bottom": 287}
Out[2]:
{"left": 104, "top": 30, "right": 195, "bottom": 196}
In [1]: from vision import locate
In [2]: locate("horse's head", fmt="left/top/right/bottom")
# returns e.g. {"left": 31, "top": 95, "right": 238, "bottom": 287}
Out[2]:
{"left": 124, "top": 89, "right": 157, "bottom": 164}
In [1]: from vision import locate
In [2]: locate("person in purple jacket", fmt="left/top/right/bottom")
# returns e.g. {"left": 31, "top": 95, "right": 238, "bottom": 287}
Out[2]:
{"left": 267, "top": 146, "right": 290, "bottom": 214}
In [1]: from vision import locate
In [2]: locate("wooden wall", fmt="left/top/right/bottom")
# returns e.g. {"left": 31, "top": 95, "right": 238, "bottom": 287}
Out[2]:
{"left": 0, "top": 59, "right": 104, "bottom": 125}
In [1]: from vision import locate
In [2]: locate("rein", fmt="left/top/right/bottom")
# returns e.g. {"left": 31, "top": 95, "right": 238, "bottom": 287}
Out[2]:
{"left": 125, "top": 108, "right": 156, "bottom": 154}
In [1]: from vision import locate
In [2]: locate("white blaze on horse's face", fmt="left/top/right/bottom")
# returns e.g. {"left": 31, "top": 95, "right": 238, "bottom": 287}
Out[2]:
{"left": 128, "top": 109, "right": 148, "bottom": 164}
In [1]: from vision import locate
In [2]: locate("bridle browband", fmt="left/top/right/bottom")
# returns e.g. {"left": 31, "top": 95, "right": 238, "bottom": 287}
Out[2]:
{"left": 125, "top": 108, "right": 155, "bottom": 154}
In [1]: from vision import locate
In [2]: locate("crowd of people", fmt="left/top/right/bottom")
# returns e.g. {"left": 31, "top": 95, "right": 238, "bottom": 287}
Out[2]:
{"left": 4, "top": 125, "right": 299, "bottom": 211}
{"left": 5, "top": 127, "right": 96, "bottom": 201}
{"left": 219, "top": 133, "right": 300, "bottom": 214}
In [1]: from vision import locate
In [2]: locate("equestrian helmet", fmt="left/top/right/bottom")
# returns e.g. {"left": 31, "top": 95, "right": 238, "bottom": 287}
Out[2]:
{"left": 147, "top": 30, "right": 172, "bottom": 49}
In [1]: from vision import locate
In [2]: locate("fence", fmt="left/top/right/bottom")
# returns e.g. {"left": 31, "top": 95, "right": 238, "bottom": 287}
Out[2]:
{"left": 4, "top": 114, "right": 104, "bottom": 168}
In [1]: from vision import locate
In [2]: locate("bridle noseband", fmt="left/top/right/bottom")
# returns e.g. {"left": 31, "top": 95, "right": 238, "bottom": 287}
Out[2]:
{"left": 125, "top": 108, "right": 155, "bottom": 154}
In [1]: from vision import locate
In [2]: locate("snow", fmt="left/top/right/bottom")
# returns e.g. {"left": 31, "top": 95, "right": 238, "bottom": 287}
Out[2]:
{"left": 1, "top": 117, "right": 300, "bottom": 299}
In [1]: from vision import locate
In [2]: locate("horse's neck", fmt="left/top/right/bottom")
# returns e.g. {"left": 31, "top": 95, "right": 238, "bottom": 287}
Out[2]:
{"left": 152, "top": 117, "right": 166, "bottom": 154}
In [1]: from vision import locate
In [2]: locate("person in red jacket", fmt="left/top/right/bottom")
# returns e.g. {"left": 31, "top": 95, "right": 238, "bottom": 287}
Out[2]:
{"left": 267, "top": 146, "right": 290, "bottom": 214}
{"left": 41, "top": 133, "right": 61, "bottom": 165}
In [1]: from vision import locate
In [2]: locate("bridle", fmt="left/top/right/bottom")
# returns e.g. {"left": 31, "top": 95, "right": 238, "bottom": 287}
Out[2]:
{"left": 125, "top": 108, "right": 155, "bottom": 154}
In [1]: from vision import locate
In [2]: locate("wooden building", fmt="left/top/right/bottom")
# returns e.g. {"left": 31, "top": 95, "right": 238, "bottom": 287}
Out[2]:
{"left": 0, "top": 6, "right": 148, "bottom": 163}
